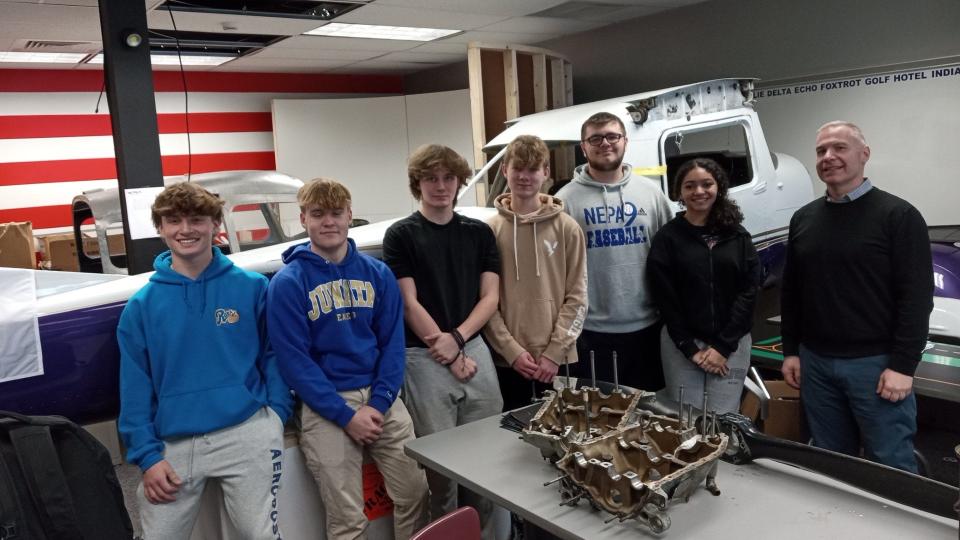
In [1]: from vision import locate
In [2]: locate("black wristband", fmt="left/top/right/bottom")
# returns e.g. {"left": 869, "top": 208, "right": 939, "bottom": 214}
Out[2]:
{"left": 450, "top": 329, "right": 466, "bottom": 350}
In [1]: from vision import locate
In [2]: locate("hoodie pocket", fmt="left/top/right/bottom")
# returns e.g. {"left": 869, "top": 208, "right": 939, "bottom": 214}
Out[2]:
{"left": 513, "top": 299, "right": 556, "bottom": 353}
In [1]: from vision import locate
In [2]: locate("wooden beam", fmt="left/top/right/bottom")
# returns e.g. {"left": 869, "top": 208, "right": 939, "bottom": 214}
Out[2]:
{"left": 557, "top": 61, "right": 575, "bottom": 180}
{"left": 550, "top": 57, "right": 565, "bottom": 110}
{"left": 467, "top": 45, "right": 486, "bottom": 170}
{"left": 503, "top": 49, "right": 519, "bottom": 121}
{"left": 468, "top": 41, "right": 571, "bottom": 62}
{"left": 533, "top": 54, "right": 548, "bottom": 113}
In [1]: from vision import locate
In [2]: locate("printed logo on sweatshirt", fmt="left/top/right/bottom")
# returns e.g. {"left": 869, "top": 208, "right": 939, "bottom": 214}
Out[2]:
{"left": 581, "top": 202, "right": 649, "bottom": 250}
{"left": 585, "top": 225, "right": 648, "bottom": 249}
{"left": 583, "top": 202, "right": 639, "bottom": 227}
{"left": 307, "top": 279, "right": 376, "bottom": 321}
{"left": 214, "top": 308, "right": 240, "bottom": 326}
{"left": 543, "top": 239, "right": 558, "bottom": 256}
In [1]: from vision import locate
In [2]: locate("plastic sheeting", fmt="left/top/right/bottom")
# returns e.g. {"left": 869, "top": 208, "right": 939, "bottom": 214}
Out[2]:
{"left": 0, "top": 267, "right": 43, "bottom": 382}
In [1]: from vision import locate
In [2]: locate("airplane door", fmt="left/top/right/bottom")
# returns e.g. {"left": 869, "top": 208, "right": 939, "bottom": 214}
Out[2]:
{"left": 657, "top": 117, "right": 771, "bottom": 236}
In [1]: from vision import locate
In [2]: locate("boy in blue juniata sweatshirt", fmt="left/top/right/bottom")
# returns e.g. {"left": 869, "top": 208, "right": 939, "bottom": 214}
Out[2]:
{"left": 117, "top": 182, "right": 292, "bottom": 540}
{"left": 267, "top": 178, "right": 428, "bottom": 540}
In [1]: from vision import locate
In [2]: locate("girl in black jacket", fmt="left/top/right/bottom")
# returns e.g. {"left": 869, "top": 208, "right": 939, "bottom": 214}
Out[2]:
{"left": 648, "top": 158, "right": 761, "bottom": 413}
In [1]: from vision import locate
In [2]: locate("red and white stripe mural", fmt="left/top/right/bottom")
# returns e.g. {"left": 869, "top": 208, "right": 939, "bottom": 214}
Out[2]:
{"left": 0, "top": 69, "right": 402, "bottom": 236}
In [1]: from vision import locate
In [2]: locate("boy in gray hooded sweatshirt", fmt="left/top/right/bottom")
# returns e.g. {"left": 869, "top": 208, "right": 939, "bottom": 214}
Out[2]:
{"left": 556, "top": 112, "right": 674, "bottom": 391}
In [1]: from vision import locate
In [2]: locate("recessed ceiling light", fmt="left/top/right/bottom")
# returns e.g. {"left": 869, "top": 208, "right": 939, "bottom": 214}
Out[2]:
{"left": 0, "top": 51, "right": 89, "bottom": 63}
{"left": 303, "top": 22, "right": 460, "bottom": 41}
{"left": 87, "top": 53, "right": 235, "bottom": 66}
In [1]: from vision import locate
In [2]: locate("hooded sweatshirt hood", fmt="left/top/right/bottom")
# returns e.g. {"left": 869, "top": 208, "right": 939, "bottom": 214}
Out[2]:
{"left": 494, "top": 193, "right": 565, "bottom": 281}
{"left": 280, "top": 236, "right": 357, "bottom": 267}
{"left": 149, "top": 247, "right": 234, "bottom": 314}
{"left": 570, "top": 163, "right": 633, "bottom": 216}
{"left": 555, "top": 162, "right": 675, "bottom": 333}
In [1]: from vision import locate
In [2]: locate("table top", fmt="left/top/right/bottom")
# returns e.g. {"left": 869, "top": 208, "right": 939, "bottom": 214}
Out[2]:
{"left": 406, "top": 414, "right": 958, "bottom": 540}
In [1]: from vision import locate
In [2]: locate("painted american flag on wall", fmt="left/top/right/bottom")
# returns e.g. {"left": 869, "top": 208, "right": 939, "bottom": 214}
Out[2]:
{"left": 0, "top": 69, "right": 402, "bottom": 236}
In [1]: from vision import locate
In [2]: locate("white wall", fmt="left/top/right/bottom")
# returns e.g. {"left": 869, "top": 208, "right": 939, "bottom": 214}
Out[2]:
{"left": 540, "top": 0, "right": 960, "bottom": 104}
{"left": 272, "top": 90, "right": 474, "bottom": 223}
{"left": 754, "top": 65, "right": 960, "bottom": 226}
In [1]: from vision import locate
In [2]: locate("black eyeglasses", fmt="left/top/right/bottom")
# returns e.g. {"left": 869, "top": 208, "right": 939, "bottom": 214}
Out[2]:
{"left": 583, "top": 133, "right": 624, "bottom": 146}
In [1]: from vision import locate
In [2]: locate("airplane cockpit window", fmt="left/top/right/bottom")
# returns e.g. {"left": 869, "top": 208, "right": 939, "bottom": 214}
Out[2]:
{"left": 661, "top": 123, "right": 754, "bottom": 200}
{"left": 231, "top": 202, "right": 305, "bottom": 250}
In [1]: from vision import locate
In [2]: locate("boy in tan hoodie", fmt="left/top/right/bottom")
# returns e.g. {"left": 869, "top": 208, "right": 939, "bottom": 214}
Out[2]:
{"left": 483, "top": 135, "right": 588, "bottom": 410}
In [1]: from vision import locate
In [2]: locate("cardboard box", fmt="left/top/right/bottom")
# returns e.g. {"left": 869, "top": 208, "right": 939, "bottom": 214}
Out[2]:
{"left": 0, "top": 221, "right": 36, "bottom": 269}
{"left": 41, "top": 233, "right": 79, "bottom": 271}
{"left": 740, "top": 380, "right": 804, "bottom": 442}
{"left": 40, "top": 233, "right": 126, "bottom": 271}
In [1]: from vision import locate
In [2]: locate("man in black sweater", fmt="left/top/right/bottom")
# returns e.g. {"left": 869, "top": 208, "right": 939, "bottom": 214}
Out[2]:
{"left": 780, "top": 121, "right": 933, "bottom": 473}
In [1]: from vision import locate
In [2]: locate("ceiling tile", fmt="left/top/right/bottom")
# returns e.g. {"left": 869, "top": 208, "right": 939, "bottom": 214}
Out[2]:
{"left": 373, "top": 50, "right": 463, "bottom": 63}
{"left": 478, "top": 16, "right": 607, "bottom": 35}
{"left": 574, "top": 5, "right": 666, "bottom": 23}
{"left": 406, "top": 41, "right": 468, "bottom": 54}
{"left": 0, "top": 3, "right": 101, "bottom": 42}
{"left": 220, "top": 56, "right": 352, "bottom": 71}
{"left": 369, "top": 1, "right": 568, "bottom": 18}
{"left": 247, "top": 46, "right": 383, "bottom": 62}
{"left": 147, "top": 11, "right": 323, "bottom": 35}
{"left": 336, "top": 3, "right": 508, "bottom": 30}
{"left": 438, "top": 30, "right": 562, "bottom": 46}
{"left": 271, "top": 34, "right": 420, "bottom": 52}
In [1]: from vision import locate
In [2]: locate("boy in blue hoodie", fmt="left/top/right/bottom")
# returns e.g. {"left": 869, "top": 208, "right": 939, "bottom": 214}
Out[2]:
{"left": 118, "top": 182, "right": 292, "bottom": 540}
{"left": 267, "top": 178, "right": 428, "bottom": 540}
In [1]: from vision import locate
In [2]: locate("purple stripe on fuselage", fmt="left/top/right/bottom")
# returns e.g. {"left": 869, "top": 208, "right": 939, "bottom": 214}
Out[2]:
{"left": 0, "top": 301, "right": 126, "bottom": 424}
{"left": 932, "top": 242, "right": 960, "bottom": 300}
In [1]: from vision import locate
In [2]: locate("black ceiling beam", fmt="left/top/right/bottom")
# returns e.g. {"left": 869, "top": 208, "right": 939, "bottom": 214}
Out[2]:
{"left": 98, "top": 0, "right": 166, "bottom": 274}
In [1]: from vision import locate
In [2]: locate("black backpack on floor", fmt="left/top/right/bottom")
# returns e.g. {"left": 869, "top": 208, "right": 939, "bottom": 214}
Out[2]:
{"left": 0, "top": 411, "right": 134, "bottom": 540}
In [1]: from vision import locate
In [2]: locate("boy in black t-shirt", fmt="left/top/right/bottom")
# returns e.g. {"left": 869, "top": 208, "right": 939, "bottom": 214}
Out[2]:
{"left": 382, "top": 144, "right": 503, "bottom": 538}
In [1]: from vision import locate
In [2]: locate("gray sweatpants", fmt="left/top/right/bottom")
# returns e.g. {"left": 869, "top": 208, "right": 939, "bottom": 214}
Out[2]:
{"left": 660, "top": 326, "right": 751, "bottom": 414}
{"left": 402, "top": 337, "right": 503, "bottom": 540}
{"left": 137, "top": 406, "right": 285, "bottom": 540}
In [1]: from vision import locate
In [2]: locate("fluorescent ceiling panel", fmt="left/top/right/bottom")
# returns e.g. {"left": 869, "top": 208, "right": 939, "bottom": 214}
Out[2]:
{"left": 303, "top": 22, "right": 459, "bottom": 41}
{"left": 0, "top": 51, "right": 88, "bottom": 63}
{"left": 87, "top": 53, "right": 234, "bottom": 66}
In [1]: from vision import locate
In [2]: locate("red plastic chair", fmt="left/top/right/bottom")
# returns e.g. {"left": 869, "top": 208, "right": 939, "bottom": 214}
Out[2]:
{"left": 410, "top": 506, "right": 481, "bottom": 540}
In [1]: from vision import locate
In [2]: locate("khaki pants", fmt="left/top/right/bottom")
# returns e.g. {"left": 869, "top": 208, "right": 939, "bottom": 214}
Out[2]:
{"left": 299, "top": 388, "right": 429, "bottom": 540}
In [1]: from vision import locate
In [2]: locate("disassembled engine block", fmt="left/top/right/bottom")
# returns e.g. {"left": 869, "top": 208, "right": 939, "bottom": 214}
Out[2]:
{"left": 522, "top": 367, "right": 727, "bottom": 534}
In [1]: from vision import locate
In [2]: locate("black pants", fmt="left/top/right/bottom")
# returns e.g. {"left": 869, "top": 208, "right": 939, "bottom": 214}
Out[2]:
{"left": 573, "top": 321, "right": 665, "bottom": 392}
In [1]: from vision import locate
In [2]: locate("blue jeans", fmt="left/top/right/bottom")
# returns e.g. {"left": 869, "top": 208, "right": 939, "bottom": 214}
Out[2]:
{"left": 799, "top": 346, "right": 918, "bottom": 473}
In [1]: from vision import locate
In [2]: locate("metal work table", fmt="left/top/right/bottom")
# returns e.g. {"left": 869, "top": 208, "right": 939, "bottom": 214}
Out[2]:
{"left": 405, "top": 414, "right": 957, "bottom": 539}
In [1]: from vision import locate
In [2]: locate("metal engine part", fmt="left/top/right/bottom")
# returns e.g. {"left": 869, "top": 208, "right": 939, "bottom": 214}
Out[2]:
{"left": 522, "top": 386, "right": 653, "bottom": 460}
{"left": 554, "top": 413, "right": 726, "bottom": 532}
{"left": 523, "top": 385, "right": 727, "bottom": 533}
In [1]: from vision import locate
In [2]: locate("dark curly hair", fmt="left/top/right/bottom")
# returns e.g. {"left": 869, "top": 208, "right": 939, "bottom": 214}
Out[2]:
{"left": 672, "top": 157, "right": 744, "bottom": 230}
